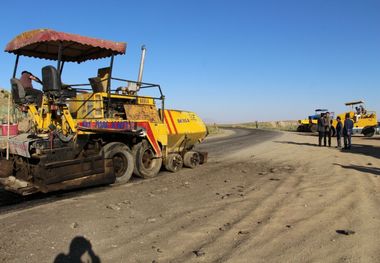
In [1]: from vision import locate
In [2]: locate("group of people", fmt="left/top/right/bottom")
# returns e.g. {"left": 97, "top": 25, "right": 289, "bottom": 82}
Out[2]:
{"left": 317, "top": 112, "right": 354, "bottom": 149}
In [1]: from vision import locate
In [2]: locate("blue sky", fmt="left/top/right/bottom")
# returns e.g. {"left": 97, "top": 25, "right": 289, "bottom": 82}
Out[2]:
{"left": 0, "top": 0, "right": 379, "bottom": 123}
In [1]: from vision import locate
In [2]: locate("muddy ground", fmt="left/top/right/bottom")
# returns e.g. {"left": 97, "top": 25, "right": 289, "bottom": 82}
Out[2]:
{"left": 0, "top": 128, "right": 380, "bottom": 263}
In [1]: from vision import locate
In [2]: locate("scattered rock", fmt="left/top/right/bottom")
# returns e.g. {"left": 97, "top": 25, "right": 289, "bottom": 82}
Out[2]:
{"left": 270, "top": 168, "right": 278, "bottom": 173}
{"left": 106, "top": 204, "right": 121, "bottom": 211}
{"left": 219, "top": 223, "right": 231, "bottom": 231}
{"left": 156, "top": 248, "right": 163, "bottom": 253}
{"left": 193, "top": 249, "right": 205, "bottom": 257}
{"left": 258, "top": 172, "right": 267, "bottom": 175}
{"left": 238, "top": 230, "right": 249, "bottom": 235}
{"left": 215, "top": 192, "right": 220, "bottom": 195}
{"left": 257, "top": 221, "right": 262, "bottom": 224}
{"left": 336, "top": 229, "right": 355, "bottom": 236}
{"left": 286, "top": 225, "right": 292, "bottom": 228}
{"left": 269, "top": 178, "right": 280, "bottom": 181}
{"left": 147, "top": 217, "right": 157, "bottom": 223}
{"left": 241, "top": 170, "right": 247, "bottom": 174}
{"left": 221, "top": 194, "right": 231, "bottom": 199}
{"left": 70, "top": 222, "right": 79, "bottom": 229}
{"left": 284, "top": 166, "right": 292, "bottom": 170}
{"left": 367, "top": 162, "right": 373, "bottom": 166}
{"left": 148, "top": 193, "right": 155, "bottom": 197}
{"left": 152, "top": 260, "right": 158, "bottom": 263}
{"left": 122, "top": 200, "right": 132, "bottom": 205}
{"left": 224, "top": 179, "right": 230, "bottom": 183}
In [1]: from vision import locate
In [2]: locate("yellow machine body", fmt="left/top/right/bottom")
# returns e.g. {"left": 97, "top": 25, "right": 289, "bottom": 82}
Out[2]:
{"left": 163, "top": 109, "right": 207, "bottom": 153}
{"left": 3, "top": 29, "right": 208, "bottom": 195}
{"left": 27, "top": 92, "right": 207, "bottom": 159}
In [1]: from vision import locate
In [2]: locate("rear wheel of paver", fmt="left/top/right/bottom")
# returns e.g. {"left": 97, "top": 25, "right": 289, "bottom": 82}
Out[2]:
{"left": 183, "top": 151, "right": 200, "bottom": 169}
{"left": 165, "top": 153, "right": 183, "bottom": 173}
{"left": 103, "top": 142, "right": 134, "bottom": 184}
{"left": 134, "top": 140, "right": 162, "bottom": 178}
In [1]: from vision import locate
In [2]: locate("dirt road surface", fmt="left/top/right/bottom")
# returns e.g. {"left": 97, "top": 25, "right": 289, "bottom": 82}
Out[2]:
{"left": 1, "top": 129, "right": 380, "bottom": 263}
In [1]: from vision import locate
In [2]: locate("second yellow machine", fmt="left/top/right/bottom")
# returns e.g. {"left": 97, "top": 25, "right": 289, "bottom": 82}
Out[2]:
{"left": 297, "top": 101, "right": 377, "bottom": 137}
{"left": 0, "top": 29, "right": 208, "bottom": 195}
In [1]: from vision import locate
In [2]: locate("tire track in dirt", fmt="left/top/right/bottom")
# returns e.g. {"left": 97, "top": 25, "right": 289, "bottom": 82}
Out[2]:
{"left": 95, "top": 161, "right": 292, "bottom": 261}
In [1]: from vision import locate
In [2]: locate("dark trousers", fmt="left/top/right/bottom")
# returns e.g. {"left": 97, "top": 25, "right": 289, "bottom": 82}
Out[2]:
{"left": 336, "top": 135, "right": 342, "bottom": 148}
{"left": 318, "top": 131, "right": 325, "bottom": 146}
{"left": 324, "top": 129, "right": 331, "bottom": 146}
{"left": 25, "top": 88, "right": 43, "bottom": 107}
{"left": 344, "top": 134, "right": 352, "bottom": 149}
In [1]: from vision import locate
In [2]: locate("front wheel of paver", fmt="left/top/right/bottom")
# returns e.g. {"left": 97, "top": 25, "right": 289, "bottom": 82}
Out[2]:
{"left": 133, "top": 140, "right": 162, "bottom": 178}
{"left": 183, "top": 151, "right": 201, "bottom": 169}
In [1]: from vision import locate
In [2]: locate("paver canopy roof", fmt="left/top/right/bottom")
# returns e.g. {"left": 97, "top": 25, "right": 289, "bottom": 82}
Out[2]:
{"left": 5, "top": 29, "right": 126, "bottom": 63}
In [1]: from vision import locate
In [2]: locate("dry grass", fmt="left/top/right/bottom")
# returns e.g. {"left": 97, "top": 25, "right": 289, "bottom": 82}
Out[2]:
{"left": 206, "top": 124, "right": 222, "bottom": 134}
{"left": 219, "top": 120, "right": 299, "bottom": 132}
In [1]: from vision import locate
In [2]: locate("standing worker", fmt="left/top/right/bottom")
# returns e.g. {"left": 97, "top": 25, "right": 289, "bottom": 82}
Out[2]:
{"left": 336, "top": 116, "right": 343, "bottom": 148}
{"left": 317, "top": 113, "right": 326, "bottom": 146}
{"left": 343, "top": 113, "right": 354, "bottom": 150}
{"left": 324, "top": 112, "right": 332, "bottom": 147}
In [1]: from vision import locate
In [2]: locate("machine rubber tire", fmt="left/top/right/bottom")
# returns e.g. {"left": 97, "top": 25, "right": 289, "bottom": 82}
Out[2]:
{"left": 183, "top": 151, "right": 201, "bottom": 169}
{"left": 363, "top": 126, "right": 375, "bottom": 137}
{"left": 165, "top": 153, "right": 183, "bottom": 173}
{"left": 297, "top": 125, "right": 304, "bottom": 132}
{"left": 132, "top": 143, "right": 141, "bottom": 177}
{"left": 133, "top": 140, "right": 162, "bottom": 178}
{"left": 103, "top": 142, "right": 134, "bottom": 184}
{"left": 310, "top": 124, "right": 317, "bottom": 133}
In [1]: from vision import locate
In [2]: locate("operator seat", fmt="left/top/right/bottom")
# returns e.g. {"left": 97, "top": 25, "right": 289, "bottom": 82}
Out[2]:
{"left": 42, "top": 65, "right": 76, "bottom": 98}
{"left": 10, "top": 78, "right": 36, "bottom": 104}
{"left": 42, "top": 65, "right": 62, "bottom": 97}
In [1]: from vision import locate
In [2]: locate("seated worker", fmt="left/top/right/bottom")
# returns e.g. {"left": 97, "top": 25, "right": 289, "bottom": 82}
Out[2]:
{"left": 20, "top": 71, "right": 43, "bottom": 106}
{"left": 359, "top": 105, "right": 367, "bottom": 115}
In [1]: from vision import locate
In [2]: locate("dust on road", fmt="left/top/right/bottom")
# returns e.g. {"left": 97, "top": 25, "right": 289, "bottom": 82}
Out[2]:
{"left": 0, "top": 129, "right": 380, "bottom": 263}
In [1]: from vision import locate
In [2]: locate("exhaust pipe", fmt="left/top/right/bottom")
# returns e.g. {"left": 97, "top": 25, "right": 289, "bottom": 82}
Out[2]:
{"left": 136, "top": 45, "right": 146, "bottom": 90}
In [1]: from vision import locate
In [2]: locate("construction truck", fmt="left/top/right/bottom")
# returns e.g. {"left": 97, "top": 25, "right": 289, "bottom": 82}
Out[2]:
{"left": 297, "top": 101, "right": 377, "bottom": 137}
{"left": 0, "top": 29, "right": 208, "bottom": 195}
{"left": 297, "top": 109, "right": 334, "bottom": 133}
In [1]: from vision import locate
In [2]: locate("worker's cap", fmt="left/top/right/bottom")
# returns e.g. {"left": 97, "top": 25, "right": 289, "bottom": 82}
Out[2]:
{"left": 21, "top": 70, "right": 33, "bottom": 75}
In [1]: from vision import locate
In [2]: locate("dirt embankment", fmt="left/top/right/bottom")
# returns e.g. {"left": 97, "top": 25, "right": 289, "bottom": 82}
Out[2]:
{"left": 0, "top": 131, "right": 380, "bottom": 262}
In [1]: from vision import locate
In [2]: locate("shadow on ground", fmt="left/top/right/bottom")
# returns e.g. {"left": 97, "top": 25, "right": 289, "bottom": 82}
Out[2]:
{"left": 274, "top": 141, "right": 318, "bottom": 147}
{"left": 276, "top": 140, "right": 380, "bottom": 160}
{"left": 334, "top": 163, "right": 380, "bottom": 176}
{"left": 344, "top": 144, "right": 380, "bottom": 159}
{"left": 54, "top": 236, "right": 101, "bottom": 263}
